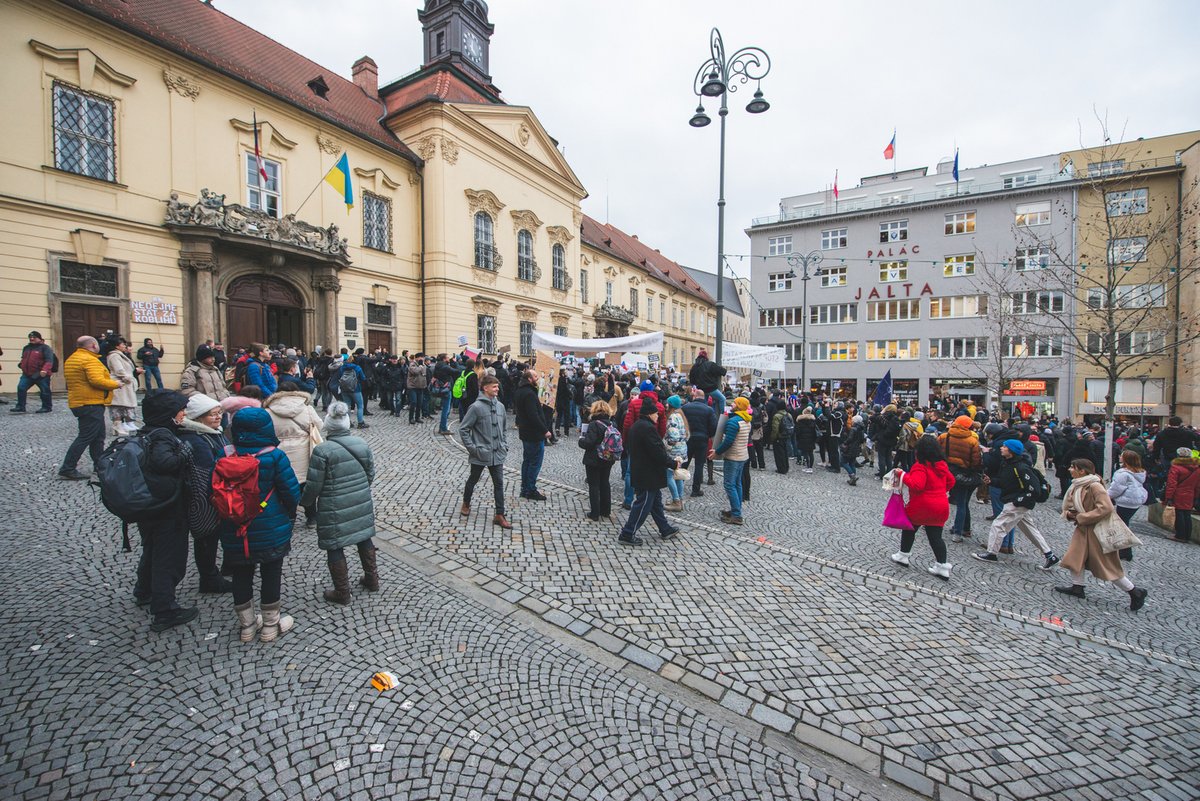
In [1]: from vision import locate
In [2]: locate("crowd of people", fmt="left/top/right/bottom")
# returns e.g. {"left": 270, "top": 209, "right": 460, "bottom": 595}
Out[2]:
{"left": 25, "top": 330, "right": 1200, "bottom": 631}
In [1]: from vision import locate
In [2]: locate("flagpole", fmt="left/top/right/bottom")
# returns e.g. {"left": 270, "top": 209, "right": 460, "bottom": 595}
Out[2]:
{"left": 295, "top": 153, "right": 341, "bottom": 215}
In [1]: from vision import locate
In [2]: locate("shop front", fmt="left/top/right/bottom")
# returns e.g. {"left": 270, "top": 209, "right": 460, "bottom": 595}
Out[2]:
{"left": 866, "top": 378, "right": 919, "bottom": 408}
{"left": 1078, "top": 377, "right": 1169, "bottom": 427}
{"left": 929, "top": 378, "right": 987, "bottom": 411}
{"left": 809, "top": 378, "right": 858, "bottom": 400}
{"left": 1002, "top": 378, "right": 1057, "bottom": 420}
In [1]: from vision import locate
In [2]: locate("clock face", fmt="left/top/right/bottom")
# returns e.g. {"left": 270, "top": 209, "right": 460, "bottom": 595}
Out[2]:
{"left": 463, "top": 30, "right": 483, "bottom": 65}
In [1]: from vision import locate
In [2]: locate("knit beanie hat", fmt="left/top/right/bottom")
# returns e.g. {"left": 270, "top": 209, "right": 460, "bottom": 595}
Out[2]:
{"left": 639, "top": 380, "right": 655, "bottom": 392}
{"left": 955, "top": 415, "right": 973, "bottom": 429}
{"left": 667, "top": 395, "right": 682, "bottom": 409}
{"left": 195, "top": 344, "right": 215, "bottom": 361}
{"left": 1179, "top": 446, "right": 1195, "bottom": 458}
{"left": 323, "top": 401, "right": 352, "bottom": 436}
{"left": 1002, "top": 438, "right": 1025, "bottom": 456}
{"left": 732, "top": 397, "right": 750, "bottom": 412}
{"left": 185, "top": 393, "right": 221, "bottom": 420}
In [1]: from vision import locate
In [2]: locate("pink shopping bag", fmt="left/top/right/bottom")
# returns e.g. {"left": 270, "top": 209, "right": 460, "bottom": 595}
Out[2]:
{"left": 882, "top": 491, "right": 914, "bottom": 530}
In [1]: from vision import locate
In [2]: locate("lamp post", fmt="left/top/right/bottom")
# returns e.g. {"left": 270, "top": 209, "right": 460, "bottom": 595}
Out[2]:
{"left": 690, "top": 28, "right": 771, "bottom": 366}
{"left": 1138, "top": 374, "right": 1149, "bottom": 431}
{"left": 786, "top": 250, "right": 823, "bottom": 394}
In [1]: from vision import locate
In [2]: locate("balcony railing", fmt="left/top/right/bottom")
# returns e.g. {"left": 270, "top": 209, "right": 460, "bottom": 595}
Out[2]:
{"left": 751, "top": 154, "right": 1184, "bottom": 227}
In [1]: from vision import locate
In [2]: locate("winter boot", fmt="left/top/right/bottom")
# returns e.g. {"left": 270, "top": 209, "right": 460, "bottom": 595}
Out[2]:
{"left": 323, "top": 559, "right": 352, "bottom": 604}
{"left": 927, "top": 562, "right": 952, "bottom": 581}
{"left": 259, "top": 601, "right": 294, "bottom": 642}
{"left": 235, "top": 601, "right": 262, "bottom": 643}
{"left": 890, "top": 551, "right": 911, "bottom": 566}
{"left": 358, "top": 544, "right": 380, "bottom": 592}
{"left": 847, "top": 475, "right": 858, "bottom": 486}
{"left": 1053, "top": 584, "right": 1085, "bottom": 598}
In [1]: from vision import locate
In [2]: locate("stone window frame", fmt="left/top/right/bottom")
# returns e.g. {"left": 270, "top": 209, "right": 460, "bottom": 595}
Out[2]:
{"left": 362, "top": 190, "right": 393, "bottom": 253}
{"left": 51, "top": 81, "right": 117, "bottom": 183}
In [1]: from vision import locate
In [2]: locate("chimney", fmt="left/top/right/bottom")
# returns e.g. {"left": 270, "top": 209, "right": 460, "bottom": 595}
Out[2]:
{"left": 352, "top": 56, "right": 378, "bottom": 96}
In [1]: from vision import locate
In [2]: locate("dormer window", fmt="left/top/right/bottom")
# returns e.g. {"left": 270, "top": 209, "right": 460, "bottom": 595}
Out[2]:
{"left": 307, "top": 76, "right": 330, "bottom": 99}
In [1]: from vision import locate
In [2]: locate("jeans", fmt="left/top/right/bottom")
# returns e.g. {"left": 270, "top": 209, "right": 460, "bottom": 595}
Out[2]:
{"left": 621, "top": 453, "right": 634, "bottom": 505}
{"left": 666, "top": 467, "right": 684, "bottom": 501}
{"left": 133, "top": 515, "right": 189, "bottom": 618}
{"left": 797, "top": 447, "right": 814, "bottom": 468}
{"left": 950, "top": 484, "right": 973, "bottom": 534}
{"left": 843, "top": 456, "right": 857, "bottom": 477}
{"left": 585, "top": 462, "right": 614, "bottom": 517}
{"left": 231, "top": 558, "right": 284, "bottom": 606}
{"left": 555, "top": 406, "right": 573, "bottom": 435}
{"left": 143, "top": 365, "right": 163, "bottom": 390}
{"left": 900, "top": 525, "right": 948, "bottom": 564}
{"left": 350, "top": 390, "right": 365, "bottom": 424}
{"left": 61, "top": 404, "right": 106, "bottom": 473}
{"left": 989, "top": 485, "right": 1016, "bottom": 548}
{"left": 438, "top": 389, "right": 453, "bottom": 432}
{"left": 465, "top": 464, "right": 506, "bottom": 516}
{"left": 620, "top": 488, "right": 671, "bottom": 538}
{"left": 723, "top": 459, "right": 746, "bottom": 518}
{"left": 877, "top": 447, "right": 894, "bottom": 477}
{"left": 520, "top": 439, "right": 544, "bottom": 496}
{"left": 408, "top": 388, "right": 425, "bottom": 422}
{"left": 327, "top": 539, "right": 374, "bottom": 565}
{"left": 708, "top": 389, "right": 727, "bottom": 414}
{"left": 15, "top": 374, "right": 52, "bottom": 410}
{"left": 570, "top": 399, "right": 581, "bottom": 429}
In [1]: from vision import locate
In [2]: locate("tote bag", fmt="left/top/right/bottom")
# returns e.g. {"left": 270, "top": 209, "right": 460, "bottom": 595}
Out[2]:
{"left": 882, "top": 490, "right": 914, "bottom": 530}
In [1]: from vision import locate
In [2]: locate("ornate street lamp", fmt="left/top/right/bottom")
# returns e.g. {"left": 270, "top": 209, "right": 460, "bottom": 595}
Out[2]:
{"left": 786, "top": 250, "right": 823, "bottom": 394}
{"left": 690, "top": 28, "right": 771, "bottom": 365}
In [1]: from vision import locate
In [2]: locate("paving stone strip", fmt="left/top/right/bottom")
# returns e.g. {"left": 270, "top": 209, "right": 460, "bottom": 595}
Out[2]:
{"left": 361, "top": 421, "right": 1200, "bottom": 801}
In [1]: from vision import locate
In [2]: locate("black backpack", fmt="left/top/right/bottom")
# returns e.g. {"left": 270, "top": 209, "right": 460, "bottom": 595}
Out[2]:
{"left": 338, "top": 365, "right": 359, "bottom": 394}
{"left": 1014, "top": 464, "right": 1052, "bottom": 505}
{"left": 92, "top": 431, "right": 186, "bottom": 550}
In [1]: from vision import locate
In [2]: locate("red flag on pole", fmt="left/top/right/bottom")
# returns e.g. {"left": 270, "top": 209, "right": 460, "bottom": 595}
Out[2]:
{"left": 883, "top": 131, "right": 896, "bottom": 160}
{"left": 833, "top": 170, "right": 839, "bottom": 200}
{"left": 253, "top": 111, "right": 269, "bottom": 186}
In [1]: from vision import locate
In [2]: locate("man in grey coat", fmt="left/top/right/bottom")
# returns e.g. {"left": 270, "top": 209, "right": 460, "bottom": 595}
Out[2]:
{"left": 459, "top": 374, "right": 512, "bottom": 529}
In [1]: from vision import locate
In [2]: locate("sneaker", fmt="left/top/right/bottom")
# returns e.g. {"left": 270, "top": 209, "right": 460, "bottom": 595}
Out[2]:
{"left": 971, "top": 551, "right": 998, "bottom": 563}
{"left": 1039, "top": 553, "right": 1060, "bottom": 571}
{"left": 999, "top": 546, "right": 1015, "bottom": 555}
{"left": 660, "top": 527, "right": 681, "bottom": 540}
{"left": 951, "top": 533, "right": 963, "bottom": 544}
{"left": 526, "top": 491, "right": 547, "bottom": 501}
{"left": 58, "top": 468, "right": 88, "bottom": 481}
{"left": 10, "top": 407, "right": 27, "bottom": 413}
{"left": 621, "top": 502, "right": 632, "bottom": 511}
{"left": 719, "top": 510, "right": 732, "bottom": 522}
{"left": 149, "top": 606, "right": 199, "bottom": 632}
{"left": 1129, "top": 587, "right": 1148, "bottom": 612}
{"left": 358, "top": 422, "right": 370, "bottom": 429}
{"left": 728, "top": 516, "right": 744, "bottom": 526}
{"left": 690, "top": 490, "right": 705, "bottom": 498}
{"left": 803, "top": 468, "right": 814, "bottom": 474}
{"left": 35, "top": 408, "right": 52, "bottom": 414}
{"left": 586, "top": 514, "right": 600, "bottom": 522}
{"left": 617, "top": 535, "right": 644, "bottom": 547}
{"left": 890, "top": 551, "right": 910, "bottom": 566}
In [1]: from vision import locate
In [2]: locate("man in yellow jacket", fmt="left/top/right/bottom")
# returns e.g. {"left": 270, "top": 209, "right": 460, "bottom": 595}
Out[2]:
{"left": 59, "top": 335, "right": 124, "bottom": 480}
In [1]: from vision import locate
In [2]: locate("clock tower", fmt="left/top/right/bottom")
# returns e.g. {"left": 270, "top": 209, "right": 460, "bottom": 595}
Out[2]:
{"left": 418, "top": 0, "right": 494, "bottom": 84}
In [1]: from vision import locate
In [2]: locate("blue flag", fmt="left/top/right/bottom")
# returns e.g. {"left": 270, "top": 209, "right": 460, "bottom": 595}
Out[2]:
{"left": 952, "top": 149, "right": 959, "bottom": 183}
{"left": 872, "top": 370, "right": 893, "bottom": 408}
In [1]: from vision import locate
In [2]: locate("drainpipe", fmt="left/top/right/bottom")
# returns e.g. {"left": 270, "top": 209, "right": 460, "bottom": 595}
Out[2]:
{"left": 1170, "top": 170, "right": 1183, "bottom": 416}
{"left": 419, "top": 165, "right": 427, "bottom": 354}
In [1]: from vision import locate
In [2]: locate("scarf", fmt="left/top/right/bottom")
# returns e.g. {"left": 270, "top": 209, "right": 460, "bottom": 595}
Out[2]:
{"left": 180, "top": 416, "right": 222, "bottom": 436}
{"left": 1061, "top": 473, "right": 1103, "bottom": 520}
{"left": 734, "top": 410, "right": 752, "bottom": 423}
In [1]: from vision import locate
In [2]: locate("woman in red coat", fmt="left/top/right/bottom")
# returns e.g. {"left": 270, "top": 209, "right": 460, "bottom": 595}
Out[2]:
{"left": 1164, "top": 446, "right": 1200, "bottom": 542}
{"left": 891, "top": 436, "right": 956, "bottom": 579}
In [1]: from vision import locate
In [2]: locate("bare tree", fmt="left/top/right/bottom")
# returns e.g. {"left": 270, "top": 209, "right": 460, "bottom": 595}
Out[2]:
{"left": 938, "top": 253, "right": 1065, "bottom": 412}
{"left": 1021, "top": 129, "right": 1199, "bottom": 416}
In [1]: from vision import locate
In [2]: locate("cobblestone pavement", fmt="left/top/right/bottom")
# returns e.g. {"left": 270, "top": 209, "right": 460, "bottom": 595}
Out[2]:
{"left": 361, "top": 412, "right": 1198, "bottom": 801}
{"left": 0, "top": 407, "right": 907, "bottom": 801}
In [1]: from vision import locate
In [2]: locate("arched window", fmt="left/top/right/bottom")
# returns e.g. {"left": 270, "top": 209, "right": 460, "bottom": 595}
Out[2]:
{"left": 552, "top": 244, "right": 566, "bottom": 290}
{"left": 517, "top": 229, "right": 534, "bottom": 281}
{"left": 474, "top": 212, "right": 494, "bottom": 270}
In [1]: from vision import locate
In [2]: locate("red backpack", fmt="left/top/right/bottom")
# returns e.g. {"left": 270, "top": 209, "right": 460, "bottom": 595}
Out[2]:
{"left": 211, "top": 446, "right": 276, "bottom": 557}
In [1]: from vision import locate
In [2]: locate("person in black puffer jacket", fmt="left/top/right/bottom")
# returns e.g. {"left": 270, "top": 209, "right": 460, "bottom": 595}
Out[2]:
{"left": 177, "top": 393, "right": 234, "bottom": 596}
{"left": 793, "top": 406, "right": 819, "bottom": 471}
{"left": 133, "top": 390, "right": 197, "bottom": 632}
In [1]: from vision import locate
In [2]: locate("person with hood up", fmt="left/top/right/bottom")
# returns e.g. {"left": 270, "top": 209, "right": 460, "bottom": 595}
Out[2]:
{"left": 301, "top": 402, "right": 380, "bottom": 604}
{"left": 1108, "top": 450, "right": 1148, "bottom": 561}
{"left": 1054, "top": 459, "right": 1148, "bottom": 611}
{"left": 710, "top": 396, "right": 752, "bottom": 525}
{"left": 179, "top": 345, "right": 230, "bottom": 401}
{"left": 939, "top": 415, "right": 983, "bottom": 543}
{"left": 840, "top": 414, "right": 867, "bottom": 486}
{"left": 889, "top": 436, "right": 956, "bottom": 579}
{"left": 972, "top": 439, "right": 1060, "bottom": 569}
{"left": 688, "top": 349, "right": 727, "bottom": 413}
{"left": 177, "top": 393, "right": 234, "bottom": 595}
{"left": 265, "top": 379, "right": 324, "bottom": 526}
{"left": 793, "top": 406, "right": 819, "bottom": 473}
{"left": 132, "top": 390, "right": 198, "bottom": 632}
{"left": 225, "top": 408, "right": 302, "bottom": 642}
{"left": 618, "top": 399, "right": 681, "bottom": 546}
{"left": 873, "top": 405, "right": 903, "bottom": 478}
{"left": 1164, "top": 446, "right": 1200, "bottom": 543}
{"left": 579, "top": 399, "right": 616, "bottom": 521}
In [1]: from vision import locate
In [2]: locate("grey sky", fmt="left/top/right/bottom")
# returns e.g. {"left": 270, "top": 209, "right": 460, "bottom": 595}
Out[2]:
{"left": 218, "top": 0, "right": 1199, "bottom": 280}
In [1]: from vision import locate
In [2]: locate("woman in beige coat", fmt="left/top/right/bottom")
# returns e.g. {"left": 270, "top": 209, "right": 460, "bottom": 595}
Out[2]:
{"left": 264, "top": 379, "right": 324, "bottom": 525}
{"left": 1055, "top": 458, "right": 1148, "bottom": 611}
{"left": 106, "top": 337, "right": 139, "bottom": 435}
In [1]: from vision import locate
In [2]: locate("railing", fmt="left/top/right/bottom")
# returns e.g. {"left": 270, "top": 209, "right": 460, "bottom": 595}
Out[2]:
{"left": 751, "top": 154, "right": 1184, "bottom": 227}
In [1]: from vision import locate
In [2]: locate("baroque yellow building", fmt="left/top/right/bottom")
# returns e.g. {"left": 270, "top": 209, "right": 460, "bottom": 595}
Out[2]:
{"left": 0, "top": 0, "right": 718, "bottom": 388}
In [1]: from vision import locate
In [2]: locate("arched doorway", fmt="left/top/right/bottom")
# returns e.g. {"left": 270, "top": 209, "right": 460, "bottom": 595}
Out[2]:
{"left": 226, "top": 274, "right": 305, "bottom": 350}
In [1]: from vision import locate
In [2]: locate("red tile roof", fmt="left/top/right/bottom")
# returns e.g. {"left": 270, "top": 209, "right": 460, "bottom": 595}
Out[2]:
{"left": 581, "top": 215, "right": 713, "bottom": 304}
{"left": 382, "top": 66, "right": 500, "bottom": 118}
{"left": 57, "top": 0, "right": 418, "bottom": 163}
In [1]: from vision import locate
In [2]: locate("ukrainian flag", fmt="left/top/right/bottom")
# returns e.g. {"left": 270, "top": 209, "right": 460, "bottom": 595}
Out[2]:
{"left": 324, "top": 153, "right": 353, "bottom": 209}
